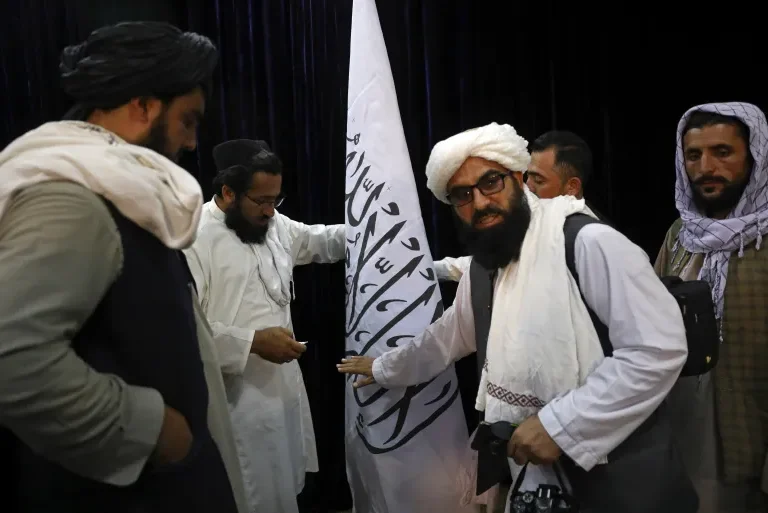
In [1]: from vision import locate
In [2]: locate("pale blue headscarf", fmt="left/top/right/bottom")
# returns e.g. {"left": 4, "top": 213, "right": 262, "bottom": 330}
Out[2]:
{"left": 673, "top": 102, "right": 768, "bottom": 322}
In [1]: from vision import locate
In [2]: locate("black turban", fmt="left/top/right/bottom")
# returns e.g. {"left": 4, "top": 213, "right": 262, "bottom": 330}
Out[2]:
{"left": 213, "top": 139, "right": 272, "bottom": 172}
{"left": 59, "top": 21, "right": 218, "bottom": 120}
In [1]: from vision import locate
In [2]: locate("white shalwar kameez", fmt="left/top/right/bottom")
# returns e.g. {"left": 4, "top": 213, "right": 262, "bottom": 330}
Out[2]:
{"left": 184, "top": 200, "right": 345, "bottom": 513}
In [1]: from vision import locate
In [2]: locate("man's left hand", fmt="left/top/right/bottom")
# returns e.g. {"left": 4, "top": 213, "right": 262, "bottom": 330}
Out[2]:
{"left": 507, "top": 415, "right": 562, "bottom": 466}
{"left": 337, "top": 356, "right": 376, "bottom": 388}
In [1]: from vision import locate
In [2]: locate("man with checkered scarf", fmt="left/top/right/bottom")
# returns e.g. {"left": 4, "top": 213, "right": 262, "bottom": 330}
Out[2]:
{"left": 655, "top": 102, "right": 768, "bottom": 512}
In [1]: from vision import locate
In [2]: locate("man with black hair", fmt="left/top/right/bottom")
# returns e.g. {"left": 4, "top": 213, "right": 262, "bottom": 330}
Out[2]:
{"left": 655, "top": 102, "right": 768, "bottom": 512}
{"left": 184, "top": 139, "right": 345, "bottom": 513}
{"left": 434, "top": 130, "right": 601, "bottom": 282}
{"left": 525, "top": 130, "right": 592, "bottom": 199}
{"left": 0, "top": 21, "right": 246, "bottom": 513}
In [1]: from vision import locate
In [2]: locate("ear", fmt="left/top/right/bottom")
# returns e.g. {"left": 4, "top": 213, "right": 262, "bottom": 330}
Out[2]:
{"left": 564, "top": 177, "right": 582, "bottom": 197}
{"left": 127, "top": 97, "right": 164, "bottom": 124}
{"left": 222, "top": 184, "right": 236, "bottom": 203}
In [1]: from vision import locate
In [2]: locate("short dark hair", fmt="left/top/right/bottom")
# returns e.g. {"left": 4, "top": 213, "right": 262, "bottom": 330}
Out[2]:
{"left": 529, "top": 131, "right": 593, "bottom": 184}
{"left": 682, "top": 110, "right": 751, "bottom": 149}
{"left": 213, "top": 149, "right": 283, "bottom": 198}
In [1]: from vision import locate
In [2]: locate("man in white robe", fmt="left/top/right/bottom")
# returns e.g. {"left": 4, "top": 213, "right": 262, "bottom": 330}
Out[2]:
{"left": 338, "top": 123, "right": 697, "bottom": 512}
{"left": 184, "top": 139, "right": 345, "bottom": 513}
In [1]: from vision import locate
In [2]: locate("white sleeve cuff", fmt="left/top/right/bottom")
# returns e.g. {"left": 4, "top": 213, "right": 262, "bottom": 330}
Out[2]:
{"left": 208, "top": 323, "right": 256, "bottom": 376}
{"left": 538, "top": 401, "right": 601, "bottom": 471}
{"left": 434, "top": 260, "right": 450, "bottom": 281}
{"left": 106, "top": 385, "right": 165, "bottom": 486}
{"left": 232, "top": 329, "right": 256, "bottom": 375}
{"left": 372, "top": 356, "right": 389, "bottom": 386}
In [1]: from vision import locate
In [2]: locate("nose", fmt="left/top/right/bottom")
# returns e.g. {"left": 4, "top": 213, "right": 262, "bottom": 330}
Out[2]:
{"left": 262, "top": 204, "right": 276, "bottom": 217}
{"left": 699, "top": 153, "right": 715, "bottom": 174}
{"left": 184, "top": 133, "right": 198, "bottom": 152}
{"left": 471, "top": 187, "right": 492, "bottom": 210}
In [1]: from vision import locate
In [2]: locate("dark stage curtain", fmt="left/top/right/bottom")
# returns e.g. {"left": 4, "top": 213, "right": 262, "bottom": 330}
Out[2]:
{"left": 2, "top": 1, "right": 767, "bottom": 510}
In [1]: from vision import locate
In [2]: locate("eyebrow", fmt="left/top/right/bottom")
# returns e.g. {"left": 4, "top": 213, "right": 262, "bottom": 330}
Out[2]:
{"left": 685, "top": 143, "right": 734, "bottom": 153}
{"left": 451, "top": 170, "right": 503, "bottom": 188}
{"left": 472, "top": 169, "right": 506, "bottom": 183}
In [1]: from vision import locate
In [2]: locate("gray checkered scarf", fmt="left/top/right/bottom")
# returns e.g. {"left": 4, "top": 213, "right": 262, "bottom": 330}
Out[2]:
{"left": 673, "top": 102, "right": 768, "bottom": 323}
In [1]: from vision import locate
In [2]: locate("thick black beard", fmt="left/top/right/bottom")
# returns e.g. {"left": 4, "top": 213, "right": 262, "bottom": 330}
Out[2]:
{"left": 139, "top": 113, "right": 179, "bottom": 162}
{"left": 224, "top": 199, "right": 270, "bottom": 244}
{"left": 691, "top": 176, "right": 749, "bottom": 217}
{"left": 454, "top": 187, "right": 531, "bottom": 270}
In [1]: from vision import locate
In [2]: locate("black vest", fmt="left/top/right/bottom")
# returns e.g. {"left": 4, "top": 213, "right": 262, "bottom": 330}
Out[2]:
{"left": 468, "top": 214, "right": 699, "bottom": 513}
{"left": 10, "top": 205, "right": 238, "bottom": 513}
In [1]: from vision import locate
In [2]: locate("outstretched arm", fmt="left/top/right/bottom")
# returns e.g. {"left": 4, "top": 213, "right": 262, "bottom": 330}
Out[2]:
{"left": 338, "top": 272, "right": 477, "bottom": 387}
{"left": 283, "top": 215, "right": 345, "bottom": 265}
{"left": 434, "top": 255, "right": 472, "bottom": 282}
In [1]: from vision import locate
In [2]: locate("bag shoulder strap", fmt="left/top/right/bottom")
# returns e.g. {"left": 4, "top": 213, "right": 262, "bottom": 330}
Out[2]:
{"left": 563, "top": 213, "right": 614, "bottom": 357}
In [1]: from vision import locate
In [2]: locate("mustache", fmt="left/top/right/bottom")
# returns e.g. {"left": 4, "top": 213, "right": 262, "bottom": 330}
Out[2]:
{"left": 693, "top": 175, "right": 729, "bottom": 186}
{"left": 471, "top": 206, "right": 506, "bottom": 225}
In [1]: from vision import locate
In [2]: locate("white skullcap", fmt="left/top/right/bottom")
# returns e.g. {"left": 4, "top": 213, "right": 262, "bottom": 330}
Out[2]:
{"left": 425, "top": 122, "right": 530, "bottom": 204}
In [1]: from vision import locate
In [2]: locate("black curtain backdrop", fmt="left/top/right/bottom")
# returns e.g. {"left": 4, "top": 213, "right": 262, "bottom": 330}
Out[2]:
{"left": 2, "top": 1, "right": 766, "bottom": 510}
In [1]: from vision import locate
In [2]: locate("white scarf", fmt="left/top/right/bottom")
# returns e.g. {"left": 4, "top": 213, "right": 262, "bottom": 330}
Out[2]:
{"left": 0, "top": 121, "right": 203, "bottom": 249}
{"left": 253, "top": 213, "right": 294, "bottom": 307}
{"left": 476, "top": 190, "right": 605, "bottom": 429}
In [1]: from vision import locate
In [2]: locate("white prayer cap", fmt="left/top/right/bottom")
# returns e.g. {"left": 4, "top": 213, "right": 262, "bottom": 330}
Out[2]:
{"left": 425, "top": 122, "right": 531, "bottom": 204}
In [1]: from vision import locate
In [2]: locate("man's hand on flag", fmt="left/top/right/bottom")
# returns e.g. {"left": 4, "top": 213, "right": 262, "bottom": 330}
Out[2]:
{"left": 337, "top": 356, "right": 376, "bottom": 388}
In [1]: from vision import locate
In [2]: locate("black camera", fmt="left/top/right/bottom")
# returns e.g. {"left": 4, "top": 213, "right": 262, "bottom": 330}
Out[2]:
{"left": 507, "top": 453, "right": 579, "bottom": 512}
{"left": 510, "top": 483, "right": 577, "bottom": 512}
{"left": 471, "top": 421, "right": 517, "bottom": 456}
{"left": 472, "top": 421, "right": 580, "bottom": 511}
{"left": 471, "top": 421, "right": 518, "bottom": 494}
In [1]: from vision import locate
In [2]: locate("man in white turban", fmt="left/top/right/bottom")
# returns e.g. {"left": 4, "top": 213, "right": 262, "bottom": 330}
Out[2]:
{"left": 338, "top": 123, "right": 698, "bottom": 512}
{"left": 432, "top": 129, "right": 602, "bottom": 283}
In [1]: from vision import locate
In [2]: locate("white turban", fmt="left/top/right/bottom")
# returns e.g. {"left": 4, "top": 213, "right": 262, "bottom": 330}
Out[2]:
{"left": 425, "top": 122, "right": 530, "bottom": 204}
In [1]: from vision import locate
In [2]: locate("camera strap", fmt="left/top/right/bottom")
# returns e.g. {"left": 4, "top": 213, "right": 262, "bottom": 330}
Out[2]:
{"left": 509, "top": 462, "right": 529, "bottom": 497}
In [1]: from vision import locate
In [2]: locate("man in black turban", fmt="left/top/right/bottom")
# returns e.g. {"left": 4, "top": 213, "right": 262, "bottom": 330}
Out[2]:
{"left": 0, "top": 21, "right": 249, "bottom": 513}
{"left": 59, "top": 21, "right": 218, "bottom": 163}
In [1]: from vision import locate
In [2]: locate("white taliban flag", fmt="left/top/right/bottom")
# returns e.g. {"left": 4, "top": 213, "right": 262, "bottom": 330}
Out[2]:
{"left": 344, "top": 1, "right": 471, "bottom": 511}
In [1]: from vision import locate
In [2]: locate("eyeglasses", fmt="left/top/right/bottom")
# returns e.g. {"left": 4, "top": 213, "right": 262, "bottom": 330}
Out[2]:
{"left": 244, "top": 194, "right": 285, "bottom": 208}
{"left": 446, "top": 171, "right": 512, "bottom": 207}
